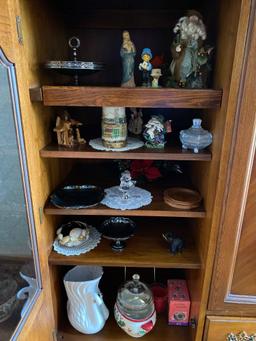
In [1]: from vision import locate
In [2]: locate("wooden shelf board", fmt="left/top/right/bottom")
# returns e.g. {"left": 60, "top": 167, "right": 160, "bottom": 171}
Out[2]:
{"left": 35, "top": 86, "right": 222, "bottom": 108}
{"left": 49, "top": 224, "right": 200, "bottom": 269}
{"left": 45, "top": 201, "right": 205, "bottom": 218}
{"left": 58, "top": 313, "right": 191, "bottom": 340}
{"left": 40, "top": 144, "right": 212, "bottom": 161}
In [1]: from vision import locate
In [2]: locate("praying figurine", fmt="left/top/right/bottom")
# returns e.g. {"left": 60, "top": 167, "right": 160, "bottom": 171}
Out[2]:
{"left": 54, "top": 111, "right": 86, "bottom": 147}
{"left": 151, "top": 68, "right": 162, "bottom": 88}
{"left": 120, "top": 31, "right": 136, "bottom": 87}
{"left": 128, "top": 108, "right": 143, "bottom": 135}
{"left": 139, "top": 48, "right": 153, "bottom": 87}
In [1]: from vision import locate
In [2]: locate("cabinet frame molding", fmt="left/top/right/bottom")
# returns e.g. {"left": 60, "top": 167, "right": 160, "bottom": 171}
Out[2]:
{"left": 0, "top": 47, "right": 42, "bottom": 339}
{"left": 208, "top": 0, "right": 256, "bottom": 313}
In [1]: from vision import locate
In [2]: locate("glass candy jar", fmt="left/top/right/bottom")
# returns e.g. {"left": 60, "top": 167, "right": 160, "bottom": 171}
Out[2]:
{"left": 114, "top": 274, "right": 156, "bottom": 338}
{"left": 179, "top": 118, "right": 212, "bottom": 153}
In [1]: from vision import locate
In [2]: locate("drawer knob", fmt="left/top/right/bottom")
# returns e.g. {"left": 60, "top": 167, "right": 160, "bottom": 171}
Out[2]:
{"left": 227, "top": 331, "right": 256, "bottom": 341}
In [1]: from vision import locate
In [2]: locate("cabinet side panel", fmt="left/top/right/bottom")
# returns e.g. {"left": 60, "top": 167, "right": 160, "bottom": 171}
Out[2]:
{"left": 208, "top": 0, "right": 256, "bottom": 314}
{"left": 231, "top": 147, "right": 256, "bottom": 296}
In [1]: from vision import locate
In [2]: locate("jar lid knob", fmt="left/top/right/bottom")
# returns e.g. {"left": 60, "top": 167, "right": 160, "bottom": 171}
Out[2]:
{"left": 132, "top": 274, "right": 140, "bottom": 282}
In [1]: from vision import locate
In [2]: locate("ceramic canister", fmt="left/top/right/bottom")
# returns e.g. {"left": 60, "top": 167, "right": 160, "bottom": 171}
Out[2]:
{"left": 102, "top": 107, "right": 127, "bottom": 148}
{"left": 114, "top": 303, "right": 156, "bottom": 338}
{"left": 114, "top": 274, "right": 156, "bottom": 338}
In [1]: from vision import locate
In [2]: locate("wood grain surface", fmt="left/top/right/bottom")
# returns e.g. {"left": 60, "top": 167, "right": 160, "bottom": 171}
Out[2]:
{"left": 40, "top": 86, "right": 223, "bottom": 108}
{"left": 208, "top": 0, "right": 256, "bottom": 315}
{"left": 49, "top": 223, "right": 200, "bottom": 269}
{"left": 40, "top": 143, "right": 212, "bottom": 161}
{"left": 59, "top": 313, "right": 192, "bottom": 341}
{"left": 204, "top": 316, "right": 256, "bottom": 341}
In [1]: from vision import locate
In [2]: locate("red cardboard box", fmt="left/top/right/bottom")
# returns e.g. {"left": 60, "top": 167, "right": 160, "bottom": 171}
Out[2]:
{"left": 168, "top": 279, "right": 190, "bottom": 326}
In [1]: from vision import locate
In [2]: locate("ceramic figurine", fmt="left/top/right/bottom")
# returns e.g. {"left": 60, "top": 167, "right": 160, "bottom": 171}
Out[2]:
{"left": 64, "top": 266, "right": 109, "bottom": 334}
{"left": 162, "top": 232, "right": 184, "bottom": 254}
{"left": 143, "top": 115, "right": 166, "bottom": 148}
{"left": 114, "top": 274, "right": 156, "bottom": 338}
{"left": 102, "top": 107, "right": 127, "bottom": 148}
{"left": 139, "top": 48, "right": 153, "bottom": 87}
{"left": 128, "top": 108, "right": 143, "bottom": 135}
{"left": 121, "top": 31, "right": 136, "bottom": 87}
{"left": 17, "top": 272, "right": 37, "bottom": 318}
{"left": 169, "top": 10, "right": 213, "bottom": 88}
{"left": 54, "top": 111, "right": 86, "bottom": 147}
{"left": 151, "top": 68, "right": 162, "bottom": 88}
{"left": 179, "top": 118, "right": 212, "bottom": 153}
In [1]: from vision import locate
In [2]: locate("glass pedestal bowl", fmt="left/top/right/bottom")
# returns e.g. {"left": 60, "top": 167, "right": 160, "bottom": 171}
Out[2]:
{"left": 99, "top": 217, "right": 136, "bottom": 251}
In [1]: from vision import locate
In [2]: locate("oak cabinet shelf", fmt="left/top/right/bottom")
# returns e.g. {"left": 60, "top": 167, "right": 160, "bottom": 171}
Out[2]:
{"left": 49, "top": 223, "right": 200, "bottom": 269}
{"left": 58, "top": 314, "right": 191, "bottom": 341}
{"left": 45, "top": 201, "right": 205, "bottom": 218}
{"left": 44, "top": 165, "right": 206, "bottom": 218}
{"left": 40, "top": 144, "right": 212, "bottom": 161}
{"left": 30, "top": 86, "right": 223, "bottom": 108}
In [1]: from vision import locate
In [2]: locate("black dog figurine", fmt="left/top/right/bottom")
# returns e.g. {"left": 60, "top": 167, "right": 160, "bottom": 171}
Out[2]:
{"left": 162, "top": 232, "right": 184, "bottom": 254}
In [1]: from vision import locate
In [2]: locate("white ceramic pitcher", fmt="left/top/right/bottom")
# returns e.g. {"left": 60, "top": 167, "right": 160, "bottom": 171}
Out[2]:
{"left": 63, "top": 266, "right": 109, "bottom": 334}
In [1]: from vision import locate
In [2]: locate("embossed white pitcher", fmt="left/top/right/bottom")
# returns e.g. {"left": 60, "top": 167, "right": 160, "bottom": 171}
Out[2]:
{"left": 64, "top": 266, "right": 109, "bottom": 334}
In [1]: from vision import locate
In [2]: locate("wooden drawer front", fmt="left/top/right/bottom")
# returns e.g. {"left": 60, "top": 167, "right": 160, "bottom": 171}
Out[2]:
{"left": 205, "top": 316, "right": 256, "bottom": 341}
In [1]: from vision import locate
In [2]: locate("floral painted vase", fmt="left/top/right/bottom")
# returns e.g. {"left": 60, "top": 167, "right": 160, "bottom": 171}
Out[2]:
{"left": 143, "top": 115, "right": 166, "bottom": 148}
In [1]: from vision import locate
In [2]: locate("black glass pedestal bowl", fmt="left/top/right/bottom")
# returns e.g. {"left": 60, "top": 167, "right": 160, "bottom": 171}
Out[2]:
{"left": 99, "top": 217, "right": 136, "bottom": 251}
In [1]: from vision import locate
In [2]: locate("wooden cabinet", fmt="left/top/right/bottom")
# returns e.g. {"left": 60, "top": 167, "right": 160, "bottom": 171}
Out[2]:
{"left": 0, "top": 0, "right": 256, "bottom": 340}
{"left": 208, "top": 0, "right": 256, "bottom": 316}
{"left": 204, "top": 316, "right": 256, "bottom": 341}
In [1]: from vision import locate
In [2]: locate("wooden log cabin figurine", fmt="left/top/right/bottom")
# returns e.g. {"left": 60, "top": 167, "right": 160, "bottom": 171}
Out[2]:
{"left": 54, "top": 111, "right": 86, "bottom": 147}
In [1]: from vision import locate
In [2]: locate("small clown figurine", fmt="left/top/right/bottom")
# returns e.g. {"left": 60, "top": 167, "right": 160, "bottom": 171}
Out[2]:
{"left": 139, "top": 48, "right": 153, "bottom": 87}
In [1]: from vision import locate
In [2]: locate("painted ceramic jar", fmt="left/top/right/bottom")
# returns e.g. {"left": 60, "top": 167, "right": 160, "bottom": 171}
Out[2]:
{"left": 143, "top": 115, "right": 166, "bottom": 148}
{"left": 102, "top": 107, "right": 127, "bottom": 148}
{"left": 114, "top": 274, "right": 156, "bottom": 338}
{"left": 179, "top": 118, "right": 212, "bottom": 153}
{"left": 64, "top": 266, "right": 109, "bottom": 334}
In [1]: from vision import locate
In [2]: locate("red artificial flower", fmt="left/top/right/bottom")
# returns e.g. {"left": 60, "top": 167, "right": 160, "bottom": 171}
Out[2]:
{"left": 130, "top": 160, "right": 161, "bottom": 181}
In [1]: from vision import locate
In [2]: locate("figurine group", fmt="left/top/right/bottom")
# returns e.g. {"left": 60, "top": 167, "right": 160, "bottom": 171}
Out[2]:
{"left": 121, "top": 31, "right": 157, "bottom": 88}
{"left": 54, "top": 111, "right": 85, "bottom": 147}
{"left": 121, "top": 10, "right": 213, "bottom": 89}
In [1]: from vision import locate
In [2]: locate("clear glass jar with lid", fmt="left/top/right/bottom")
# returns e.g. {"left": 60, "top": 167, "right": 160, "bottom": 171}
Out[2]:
{"left": 114, "top": 274, "right": 156, "bottom": 338}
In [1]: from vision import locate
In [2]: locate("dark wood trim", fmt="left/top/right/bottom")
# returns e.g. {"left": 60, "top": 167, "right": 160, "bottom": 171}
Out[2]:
{"left": 29, "top": 87, "right": 43, "bottom": 102}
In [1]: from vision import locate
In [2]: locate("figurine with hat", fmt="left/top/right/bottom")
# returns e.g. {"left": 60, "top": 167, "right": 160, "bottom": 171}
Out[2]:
{"left": 139, "top": 48, "right": 153, "bottom": 87}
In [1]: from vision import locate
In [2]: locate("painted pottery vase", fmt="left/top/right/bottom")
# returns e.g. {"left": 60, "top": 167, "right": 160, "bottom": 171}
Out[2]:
{"left": 114, "top": 274, "right": 156, "bottom": 338}
{"left": 143, "top": 115, "right": 166, "bottom": 148}
{"left": 179, "top": 118, "right": 212, "bottom": 153}
{"left": 64, "top": 266, "right": 109, "bottom": 334}
{"left": 102, "top": 107, "right": 127, "bottom": 148}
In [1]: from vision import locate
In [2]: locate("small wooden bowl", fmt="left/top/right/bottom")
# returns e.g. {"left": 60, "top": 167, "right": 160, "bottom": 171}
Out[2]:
{"left": 164, "top": 187, "right": 202, "bottom": 209}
